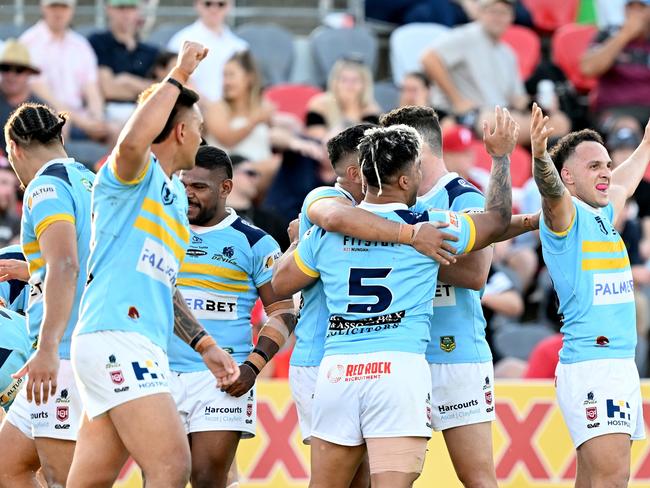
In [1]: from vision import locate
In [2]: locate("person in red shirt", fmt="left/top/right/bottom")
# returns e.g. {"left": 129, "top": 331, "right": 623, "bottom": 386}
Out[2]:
{"left": 523, "top": 333, "right": 563, "bottom": 379}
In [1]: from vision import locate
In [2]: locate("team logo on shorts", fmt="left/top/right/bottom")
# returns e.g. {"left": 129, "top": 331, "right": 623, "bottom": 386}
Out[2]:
{"left": 246, "top": 403, "right": 253, "bottom": 418}
{"left": 327, "top": 364, "right": 345, "bottom": 383}
{"left": 56, "top": 406, "right": 69, "bottom": 422}
{"left": 586, "top": 407, "right": 598, "bottom": 421}
{"left": 440, "top": 336, "right": 456, "bottom": 353}
{"left": 485, "top": 391, "right": 493, "bottom": 406}
{"left": 110, "top": 370, "right": 125, "bottom": 385}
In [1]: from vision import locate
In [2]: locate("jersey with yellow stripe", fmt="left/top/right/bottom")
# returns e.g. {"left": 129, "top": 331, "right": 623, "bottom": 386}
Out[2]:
{"left": 168, "top": 209, "right": 281, "bottom": 372}
{"left": 21, "top": 158, "right": 94, "bottom": 359}
{"left": 416, "top": 173, "right": 492, "bottom": 364}
{"left": 291, "top": 184, "right": 355, "bottom": 367}
{"left": 295, "top": 202, "right": 475, "bottom": 357}
{"left": 540, "top": 198, "right": 635, "bottom": 363}
{"left": 76, "top": 153, "right": 189, "bottom": 352}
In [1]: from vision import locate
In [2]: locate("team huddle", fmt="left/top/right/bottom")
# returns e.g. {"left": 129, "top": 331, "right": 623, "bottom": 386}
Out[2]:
{"left": 0, "top": 39, "right": 649, "bottom": 488}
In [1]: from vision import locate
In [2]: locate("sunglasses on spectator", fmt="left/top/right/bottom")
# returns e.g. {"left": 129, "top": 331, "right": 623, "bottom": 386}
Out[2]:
{"left": 0, "top": 65, "right": 28, "bottom": 74}
{"left": 203, "top": 1, "right": 227, "bottom": 7}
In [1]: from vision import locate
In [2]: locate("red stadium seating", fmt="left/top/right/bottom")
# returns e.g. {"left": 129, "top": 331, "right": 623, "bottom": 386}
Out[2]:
{"left": 264, "top": 84, "right": 323, "bottom": 124}
{"left": 551, "top": 23, "right": 598, "bottom": 92}
{"left": 522, "top": 0, "right": 580, "bottom": 32}
{"left": 502, "top": 25, "right": 541, "bottom": 80}
{"left": 472, "top": 140, "right": 532, "bottom": 188}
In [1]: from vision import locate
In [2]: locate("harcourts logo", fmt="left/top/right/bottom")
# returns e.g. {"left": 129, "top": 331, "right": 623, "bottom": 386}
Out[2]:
{"left": 606, "top": 399, "right": 631, "bottom": 428}
{"left": 593, "top": 272, "right": 634, "bottom": 305}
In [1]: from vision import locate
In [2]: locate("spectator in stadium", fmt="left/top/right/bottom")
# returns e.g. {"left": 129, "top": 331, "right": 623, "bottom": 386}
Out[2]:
{"left": 0, "top": 39, "right": 43, "bottom": 152}
{"left": 421, "top": 0, "right": 570, "bottom": 145}
{"left": 440, "top": 124, "right": 477, "bottom": 182}
{"left": 88, "top": 0, "right": 159, "bottom": 125}
{"left": 20, "top": 0, "right": 113, "bottom": 144}
{"left": 227, "top": 154, "right": 289, "bottom": 250}
{"left": 167, "top": 0, "right": 247, "bottom": 101}
{"left": 149, "top": 51, "right": 177, "bottom": 82}
{"left": 0, "top": 165, "right": 21, "bottom": 246}
{"left": 580, "top": 0, "right": 650, "bottom": 131}
{"left": 305, "top": 58, "right": 381, "bottom": 141}
{"left": 523, "top": 333, "right": 562, "bottom": 378}
{"left": 204, "top": 51, "right": 274, "bottom": 162}
{"left": 398, "top": 72, "right": 431, "bottom": 108}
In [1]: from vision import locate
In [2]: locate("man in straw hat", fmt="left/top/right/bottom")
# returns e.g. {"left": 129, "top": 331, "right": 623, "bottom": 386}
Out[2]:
{"left": 0, "top": 39, "right": 42, "bottom": 151}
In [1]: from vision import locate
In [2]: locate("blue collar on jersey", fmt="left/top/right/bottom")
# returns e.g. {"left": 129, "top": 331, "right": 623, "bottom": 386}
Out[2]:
{"left": 35, "top": 157, "right": 76, "bottom": 178}
{"left": 418, "top": 171, "right": 458, "bottom": 202}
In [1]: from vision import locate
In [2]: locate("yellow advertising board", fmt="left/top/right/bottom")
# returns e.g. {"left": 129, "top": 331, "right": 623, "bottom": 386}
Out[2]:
{"left": 115, "top": 380, "right": 650, "bottom": 487}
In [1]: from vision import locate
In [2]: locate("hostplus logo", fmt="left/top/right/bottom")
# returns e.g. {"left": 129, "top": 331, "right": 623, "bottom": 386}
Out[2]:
{"left": 131, "top": 360, "right": 166, "bottom": 389}
{"left": 606, "top": 399, "right": 631, "bottom": 428}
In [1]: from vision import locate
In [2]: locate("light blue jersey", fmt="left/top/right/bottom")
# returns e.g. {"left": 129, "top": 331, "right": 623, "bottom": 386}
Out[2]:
{"left": 291, "top": 184, "right": 356, "bottom": 367}
{"left": 77, "top": 154, "right": 189, "bottom": 352}
{"left": 168, "top": 209, "right": 282, "bottom": 372}
{"left": 417, "top": 173, "right": 492, "bottom": 364}
{"left": 0, "top": 308, "right": 31, "bottom": 411}
{"left": 0, "top": 245, "right": 28, "bottom": 314}
{"left": 540, "top": 198, "right": 636, "bottom": 363}
{"left": 21, "top": 159, "right": 94, "bottom": 359}
{"left": 295, "top": 202, "right": 476, "bottom": 356}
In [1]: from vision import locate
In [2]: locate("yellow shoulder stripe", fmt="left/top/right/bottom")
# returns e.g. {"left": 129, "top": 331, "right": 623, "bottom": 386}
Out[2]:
{"left": 294, "top": 251, "right": 319, "bottom": 278}
{"left": 111, "top": 158, "right": 150, "bottom": 186}
{"left": 35, "top": 214, "right": 75, "bottom": 239}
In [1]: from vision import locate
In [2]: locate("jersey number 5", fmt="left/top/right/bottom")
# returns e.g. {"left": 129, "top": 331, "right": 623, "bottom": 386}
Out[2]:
{"left": 347, "top": 268, "right": 393, "bottom": 314}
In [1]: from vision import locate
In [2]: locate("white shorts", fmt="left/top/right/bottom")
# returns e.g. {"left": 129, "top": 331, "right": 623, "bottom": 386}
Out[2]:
{"left": 71, "top": 330, "right": 171, "bottom": 419}
{"left": 288, "top": 365, "right": 318, "bottom": 444}
{"left": 5, "top": 359, "right": 82, "bottom": 441}
{"left": 429, "top": 361, "right": 495, "bottom": 431}
{"left": 312, "top": 351, "right": 432, "bottom": 446}
{"left": 169, "top": 369, "right": 256, "bottom": 438}
{"left": 556, "top": 358, "right": 645, "bottom": 448}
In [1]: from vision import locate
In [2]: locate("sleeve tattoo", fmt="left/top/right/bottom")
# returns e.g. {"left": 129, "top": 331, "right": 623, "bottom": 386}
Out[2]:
{"left": 172, "top": 288, "right": 206, "bottom": 347}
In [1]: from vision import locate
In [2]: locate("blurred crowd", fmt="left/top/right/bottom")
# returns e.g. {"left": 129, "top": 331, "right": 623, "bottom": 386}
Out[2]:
{"left": 1, "top": 0, "right": 649, "bottom": 378}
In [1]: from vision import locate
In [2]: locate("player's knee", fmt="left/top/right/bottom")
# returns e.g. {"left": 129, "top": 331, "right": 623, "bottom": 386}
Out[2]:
{"left": 191, "top": 461, "right": 230, "bottom": 488}
{"left": 591, "top": 462, "right": 630, "bottom": 488}
{"left": 456, "top": 462, "right": 497, "bottom": 488}
{"left": 143, "top": 454, "right": 191, "bottom": 488}
{"left": 39, "top": 460, "right": 70, "bottom": 488}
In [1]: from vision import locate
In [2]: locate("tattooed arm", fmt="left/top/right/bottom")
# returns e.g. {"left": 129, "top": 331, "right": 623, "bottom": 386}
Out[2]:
{"left": 530, "top": 103, "right": 574, "bottom": 234}
{"left": 173, "top": 288, "right": 240, "bottom": 386}
{"left": 466, "top": 106, "right": 517, "bottom": 251}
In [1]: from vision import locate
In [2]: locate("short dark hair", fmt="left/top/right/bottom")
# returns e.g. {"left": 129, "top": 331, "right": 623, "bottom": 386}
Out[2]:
{"left": 195, "top": 145, "right": 233, "bottom": 179}
{"left": 327, "top": 123, "right": 377, "bottom": 169}
{"left": 549, "top": 129, "right": 605, "bottom": 173}
{"left": 358, "top": 125, "right": 422, "bottom": 191}
{"left": 138, "top": 82, "right": 200, "bottom": 144}
{"left": 379, "top": 106, "right": 442, "bottom": 156}
{"left": 4, "top": 103, "right": 66, "bottom": 148}
{"left": 403, "top": 71, "right": 430, "bottom": 89}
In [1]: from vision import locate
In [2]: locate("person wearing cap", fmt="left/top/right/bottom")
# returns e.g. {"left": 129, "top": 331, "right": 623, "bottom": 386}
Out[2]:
{"left": 88, "top": 0, "right": 159, "bottom": 124}
{"left": 167, "top": 0, "right": 247, "bottom": 102}
{"left": 581, "top": 0, "right": 650, "bottom": 131}
{"left": 0, "top": 39, "right": 44, "bottom": 152}
{"left": 19, "top": 0, "right": 113, "bottom": 144}
{"left": 421, "top": 0, "right": 571, "bottom": 146}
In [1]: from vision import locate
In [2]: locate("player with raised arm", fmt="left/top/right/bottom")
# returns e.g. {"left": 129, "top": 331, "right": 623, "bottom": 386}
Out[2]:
{"left": 0, "top": 103, "right": 95, "bottom": 487}
{"left": 380, "top": 105, "right": 535, "bottom": 488}
{"left": 167, "top": 145, "right": 295, "bottom": 487}
{"left": 273, "top": 114, "right": 517, "bottom": 488}
{"left": 66, "top": 42, "right": 239, "bottom": 488}
{"left": 531, "top": 102, "right": 650, "bottom": 487}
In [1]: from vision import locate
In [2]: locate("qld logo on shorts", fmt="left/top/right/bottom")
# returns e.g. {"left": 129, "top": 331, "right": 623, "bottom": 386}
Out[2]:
{"left": 56, "top": 405, "right": 69, "bottom": 422}
{"left": 327, "top": 364, "right": 345, "bottom": 383}
{"left": 586, "top": 407, "right": 598, "bottom": 421}
{"left": 110, "top": 370, "right": 125, "bottom": 385}
{"left": 485, "top": 391, "right": 493, "bottom": 406}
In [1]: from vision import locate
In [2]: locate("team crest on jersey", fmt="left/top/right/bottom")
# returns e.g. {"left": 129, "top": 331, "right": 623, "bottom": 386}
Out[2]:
{"left": 81, "top": 178, "right": 93, "bottom": 191}
{"left": 440, "top": 336, "right": 456, "bottom": 352}
{"left": 161, "top": 182, "right": 177, "bottom": 206}
{"left": 212, "top": 246, "right": 237, "bottom": 264}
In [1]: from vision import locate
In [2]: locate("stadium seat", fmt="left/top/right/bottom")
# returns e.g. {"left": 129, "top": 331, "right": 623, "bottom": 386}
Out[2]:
{"left": 373, "top": 80, "right": 399, "bottom": 113}
{"left": 388, "top": 22, "right": 449, "bottom": 85}
{"left": 472, "top": 140, "right": 532, "bottom": 188}
{"left": 264, "top": 83, "right": 322, "bottom": 123}
{"left": 551, "top": 23, "right": 598, "bottom": 92}
{"left": 493, "top": 322, "right": 556, "bottom": 361}
{"left": 76, "top": 24, "right": 101, "bottom": 38}
{"left": 522, "top": 0, "right": 580, "bottom": 32}
{"left": 235, "top": 23, "right": 295, "bottom": 86}
{"left": 309, "top": 26, "right": 378, "bottom": 86}
{"left": 146, "top": 23, "right": 185, "bottom": 50}
{"left": 501, "top": 25, "right": 541, "bottom": 81}
{"left": 0, "top": 23, "right": 25, "bottom": 40}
